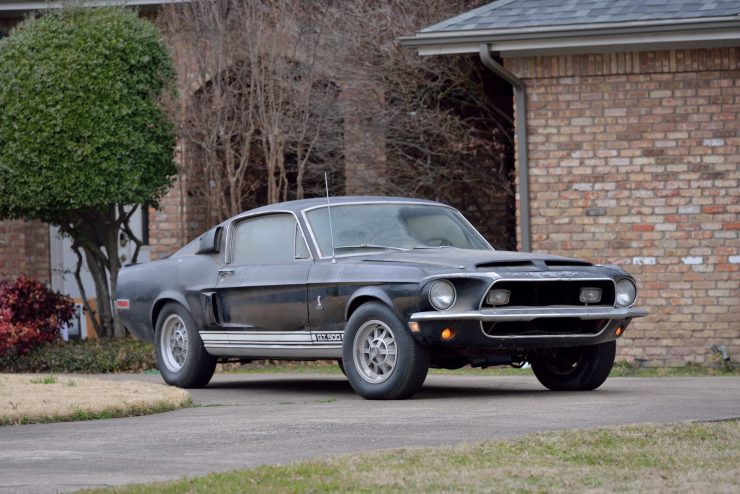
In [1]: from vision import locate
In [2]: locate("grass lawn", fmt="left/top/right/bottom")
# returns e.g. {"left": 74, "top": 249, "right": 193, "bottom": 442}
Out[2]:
{"left": 82, "top": 419, "right": 740, "bottom": 493}
{"left": 0, "top": 374, "right": 191, "bottom": 426}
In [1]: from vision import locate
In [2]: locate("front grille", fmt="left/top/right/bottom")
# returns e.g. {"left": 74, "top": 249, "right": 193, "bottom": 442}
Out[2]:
{"left": 482, "top": 318, "right": 608, "bottom": 337}
{"left": 482, "top": 279, "right": 615, "bottom": 308}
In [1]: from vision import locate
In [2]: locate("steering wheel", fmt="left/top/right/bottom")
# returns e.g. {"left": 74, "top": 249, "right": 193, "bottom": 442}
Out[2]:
{"left": 368, "top": 229, "right": 410, "bottom": 245}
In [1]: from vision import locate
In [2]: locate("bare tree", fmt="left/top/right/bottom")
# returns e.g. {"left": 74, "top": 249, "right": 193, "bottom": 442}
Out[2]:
{"left": 160, "top": 0, "right": 514, "bottom": 246}
{"left": 328, "top": 0, "right": 516, "bottom": 247}
{"left": 159, "top": 0, "right": 344, "bottom": 225}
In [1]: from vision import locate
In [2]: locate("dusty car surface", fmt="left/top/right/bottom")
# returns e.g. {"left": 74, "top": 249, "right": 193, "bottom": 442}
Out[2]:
{"left": 116, "top": 197, "right": 647, "bottom": 399}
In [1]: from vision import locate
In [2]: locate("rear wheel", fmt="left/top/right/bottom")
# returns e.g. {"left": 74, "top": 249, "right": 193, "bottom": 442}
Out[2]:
{"left": 155, "top": 302, "right": 216, "bottom": 388}
{"left": 343, "top": 302, "right": 429, "bottom": 399}
{"left": 530, "top": 340, "right": 616, "bottom": 391}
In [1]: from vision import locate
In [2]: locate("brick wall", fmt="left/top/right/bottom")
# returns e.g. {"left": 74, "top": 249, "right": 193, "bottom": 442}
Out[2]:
{"left": 507, "top": 48, "right": 739, "bottom": 366}
{"left": 339, "top": 80, "right": 387, "bottom": 195}
{"left": 148, "top": 170, "right": 208, "bottom": 261}
{"left": 0, "top": 220, "right": 50, "bottom": 283}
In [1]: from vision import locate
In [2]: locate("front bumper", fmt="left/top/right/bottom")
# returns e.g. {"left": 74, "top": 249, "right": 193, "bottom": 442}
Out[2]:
{"left": 409, "top": 306, "right": 648, "bottom": 349}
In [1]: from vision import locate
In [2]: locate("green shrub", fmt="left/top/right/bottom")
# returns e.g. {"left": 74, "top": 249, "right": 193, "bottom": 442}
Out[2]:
{"left": 0, "top": 6, "right": 176, "bottom": 221}
{"left": 0, "top": 338, "right": 156, "bottom": 373}
{"left": 0, "top": 7, "right": 177, "bottom": 337}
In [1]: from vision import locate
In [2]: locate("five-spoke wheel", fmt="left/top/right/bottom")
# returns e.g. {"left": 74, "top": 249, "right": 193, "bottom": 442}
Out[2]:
{"left": 154, "top": 302, "right": 216, "bottom": 388}
{"left": 343, "top": 302, "right": 428, "bottom": 400}
{"left": 353, "top": 320, "right": 398, "bottom": 384}
{"left": 159, "top": 314, "right": 189, "bottom": 373}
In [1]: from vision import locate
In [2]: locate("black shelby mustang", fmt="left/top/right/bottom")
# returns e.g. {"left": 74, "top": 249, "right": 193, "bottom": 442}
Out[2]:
{"left": 116, "top": 197, "right": 647, "bottom": 399}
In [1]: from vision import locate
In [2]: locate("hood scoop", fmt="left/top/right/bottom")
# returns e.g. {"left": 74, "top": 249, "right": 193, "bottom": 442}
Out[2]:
{"left": 477, "top": 259, "right": 593, "bottom": 271}
{"left": 544, "top": 260, "right": 592, "bottom": 268}
{"left": 476, "top": 260, "right": 534, "bottom": 269}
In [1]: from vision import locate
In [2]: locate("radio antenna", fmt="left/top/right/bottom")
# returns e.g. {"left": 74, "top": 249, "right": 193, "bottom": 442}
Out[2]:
{"left": 324, "top": 172, "right": 337, "bottom": 264}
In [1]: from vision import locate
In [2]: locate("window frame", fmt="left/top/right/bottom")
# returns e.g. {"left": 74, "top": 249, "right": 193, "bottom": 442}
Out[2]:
{"left": 226, "top": 211, "right": 313, "bottom": 266}
{"left": 301, "top": 201, "right": 493, "bottom": 259}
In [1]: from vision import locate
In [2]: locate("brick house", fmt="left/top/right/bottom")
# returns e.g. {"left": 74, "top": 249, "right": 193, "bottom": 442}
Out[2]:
{"left": 402, "top": 0, "right": 740, "bottom": 366}
{"left": 1, "top": 0, "right": 737, "bottom": 365}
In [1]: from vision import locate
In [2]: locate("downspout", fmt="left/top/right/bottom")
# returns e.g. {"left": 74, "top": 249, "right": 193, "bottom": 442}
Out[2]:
{"left": 479, "top": 44, "right": 531, "bottom": 252}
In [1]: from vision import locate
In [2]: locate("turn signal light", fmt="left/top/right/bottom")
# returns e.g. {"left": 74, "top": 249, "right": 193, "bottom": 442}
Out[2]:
{"left": 615, "top": 325, "right": 625, "bottom": 337}
{"left": 441, "top": 328, "right": 456, "bottom": 341}
{"left": 408, "top": 322, "right": 420, "bottom": 333}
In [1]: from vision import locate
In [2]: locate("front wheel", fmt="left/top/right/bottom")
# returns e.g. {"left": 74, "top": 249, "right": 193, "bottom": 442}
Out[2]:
{"left": 155, "top": 302, "right": 216, "bottom": 388}
{"left": 342, "top": 302, "right": 429, "bottom": 399}
{"left": 530, "top": 340, "right": 616, "bottom": 391}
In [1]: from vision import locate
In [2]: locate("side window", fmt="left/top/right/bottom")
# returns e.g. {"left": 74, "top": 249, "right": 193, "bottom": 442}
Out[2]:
{"left": 295, "top": 224, "right": 310, "bottom": 259}
{"left": 232, "top": 214, "right": 301, "bottom": 265}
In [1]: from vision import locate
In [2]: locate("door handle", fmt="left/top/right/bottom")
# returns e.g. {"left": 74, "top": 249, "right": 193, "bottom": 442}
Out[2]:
{"left": 218, "top": 268, "right": 235, "bottom": 276}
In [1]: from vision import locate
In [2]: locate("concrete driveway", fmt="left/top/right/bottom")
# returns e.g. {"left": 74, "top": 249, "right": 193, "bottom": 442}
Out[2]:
{"left": 1, "top": 373, "right": 738, "bottom": 493}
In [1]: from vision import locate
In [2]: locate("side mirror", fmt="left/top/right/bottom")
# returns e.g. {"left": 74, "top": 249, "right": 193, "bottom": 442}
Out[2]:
{"left": 196, "top": 226, "right": 222, "bottom": 255}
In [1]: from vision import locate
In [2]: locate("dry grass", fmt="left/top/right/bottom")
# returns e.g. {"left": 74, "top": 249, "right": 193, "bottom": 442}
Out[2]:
{"left": 0, "top": 374, "right": 191, "bottom": 426}
{"left": 84, "top": 420, "right": 740, "bottom": 493}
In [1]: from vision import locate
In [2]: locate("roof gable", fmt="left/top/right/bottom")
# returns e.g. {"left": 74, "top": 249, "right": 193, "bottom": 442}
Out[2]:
{"left": 424, "top": 0, "right": 740, "bottom": 33}
{"left": 402, "top": 0, "right": 740, "bottom": 57}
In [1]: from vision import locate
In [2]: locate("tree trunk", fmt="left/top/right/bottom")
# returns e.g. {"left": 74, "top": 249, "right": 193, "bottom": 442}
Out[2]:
{"left": 82, "top": 246, "right": 112, "bottom": 338}
{"left": 104, "top": 207, "right": 125, "bottom": 339}
{"left": 60, "top": 205, "right": 139, "bottom": 338}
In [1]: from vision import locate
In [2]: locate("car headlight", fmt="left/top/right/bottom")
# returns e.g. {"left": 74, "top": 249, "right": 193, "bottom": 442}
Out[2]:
{"left": 429, "top": 280, "right": 456, "bottom": 310}
{"left": 615, "top": 279, "right": 637, "bottom": 307}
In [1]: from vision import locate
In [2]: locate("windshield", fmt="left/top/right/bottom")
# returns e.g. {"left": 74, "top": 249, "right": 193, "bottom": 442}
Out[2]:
{"left": 305, "top": 203, "right": 492, "bottom": 257}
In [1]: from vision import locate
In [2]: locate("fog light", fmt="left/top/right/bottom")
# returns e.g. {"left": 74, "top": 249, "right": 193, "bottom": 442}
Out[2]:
{"left": 440, "top": 328, "right": 456, "bottom": 341}
{"left": 408, "top": 322, "right": 420, "bottom": 333}
{"left": 486, "top": 289, "right": 510, "bottom": 306}
{"left": 579, "top": 287, "right": 602, "bottom": 304}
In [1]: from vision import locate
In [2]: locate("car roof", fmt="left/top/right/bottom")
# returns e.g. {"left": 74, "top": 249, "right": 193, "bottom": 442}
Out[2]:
{"left": 238, "top": 196, "right": 445, "bottom": 217}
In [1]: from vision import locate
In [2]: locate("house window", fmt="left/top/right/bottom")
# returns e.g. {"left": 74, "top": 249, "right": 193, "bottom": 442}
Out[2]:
{"left": 141, "top": 206, "right": 149, "bottom": 246}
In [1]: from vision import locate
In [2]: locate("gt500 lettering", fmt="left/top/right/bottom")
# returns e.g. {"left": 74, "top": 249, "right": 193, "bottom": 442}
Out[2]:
{"left": 314, "top": 333, "right": 342, "bottom": 342}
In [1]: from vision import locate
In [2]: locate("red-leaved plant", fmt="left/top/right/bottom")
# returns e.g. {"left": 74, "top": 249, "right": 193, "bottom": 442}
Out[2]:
{"left": 0, "top": 276, "right": 75, "bottom": 358}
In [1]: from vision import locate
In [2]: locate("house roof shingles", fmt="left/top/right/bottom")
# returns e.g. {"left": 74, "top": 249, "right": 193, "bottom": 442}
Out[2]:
{"left": 423, "top": 0, "right": 740, "bottom": 33}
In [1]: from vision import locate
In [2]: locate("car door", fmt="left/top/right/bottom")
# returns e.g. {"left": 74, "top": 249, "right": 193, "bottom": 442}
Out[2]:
{"left": 215, "top": 213, "right": 312, "bottom": 344}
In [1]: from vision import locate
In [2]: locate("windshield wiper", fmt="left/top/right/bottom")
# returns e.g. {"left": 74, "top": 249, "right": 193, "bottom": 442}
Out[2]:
{"left": 334, "top": 244, "right": 408, "bottom": 252}
{"left": 412, "top": 245, "right": 452, "bottom": 250}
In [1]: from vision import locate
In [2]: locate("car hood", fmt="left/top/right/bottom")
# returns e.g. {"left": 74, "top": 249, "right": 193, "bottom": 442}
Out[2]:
{"left": 352, "top": 248, "right": 594, "bottom": 273}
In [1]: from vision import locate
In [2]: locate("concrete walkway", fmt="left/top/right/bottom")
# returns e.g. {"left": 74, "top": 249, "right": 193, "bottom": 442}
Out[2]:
{"left": 1, "top": 373, "right": 738, "bottom": 493}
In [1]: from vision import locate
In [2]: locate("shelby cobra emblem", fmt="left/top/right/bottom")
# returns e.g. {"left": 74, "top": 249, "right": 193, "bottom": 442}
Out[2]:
{"left": 116, "top": 197, "right": 647, "bottom": 399}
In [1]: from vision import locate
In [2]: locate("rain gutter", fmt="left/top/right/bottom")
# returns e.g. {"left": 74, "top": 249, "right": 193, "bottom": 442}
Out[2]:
{"left": 399, "top": 17, "right": 740, "bottom": 53}
{"left": 479, "top": 44, "right": 531, "bottom": 252}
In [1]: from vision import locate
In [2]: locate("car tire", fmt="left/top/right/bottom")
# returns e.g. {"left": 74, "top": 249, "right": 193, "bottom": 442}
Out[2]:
{"left": 530, "top": 340, "right": 616, "bottom": 391}
{"left": 155, "top": 302, "right": 216, "bottom": 388}
{"left": 342, "top": 302, "right": 429, "bottom": 399}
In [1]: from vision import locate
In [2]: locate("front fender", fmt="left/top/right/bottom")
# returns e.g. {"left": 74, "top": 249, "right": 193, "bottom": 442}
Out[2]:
{"left": 345, "top": 284, "right": 419, "bottom": 323}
